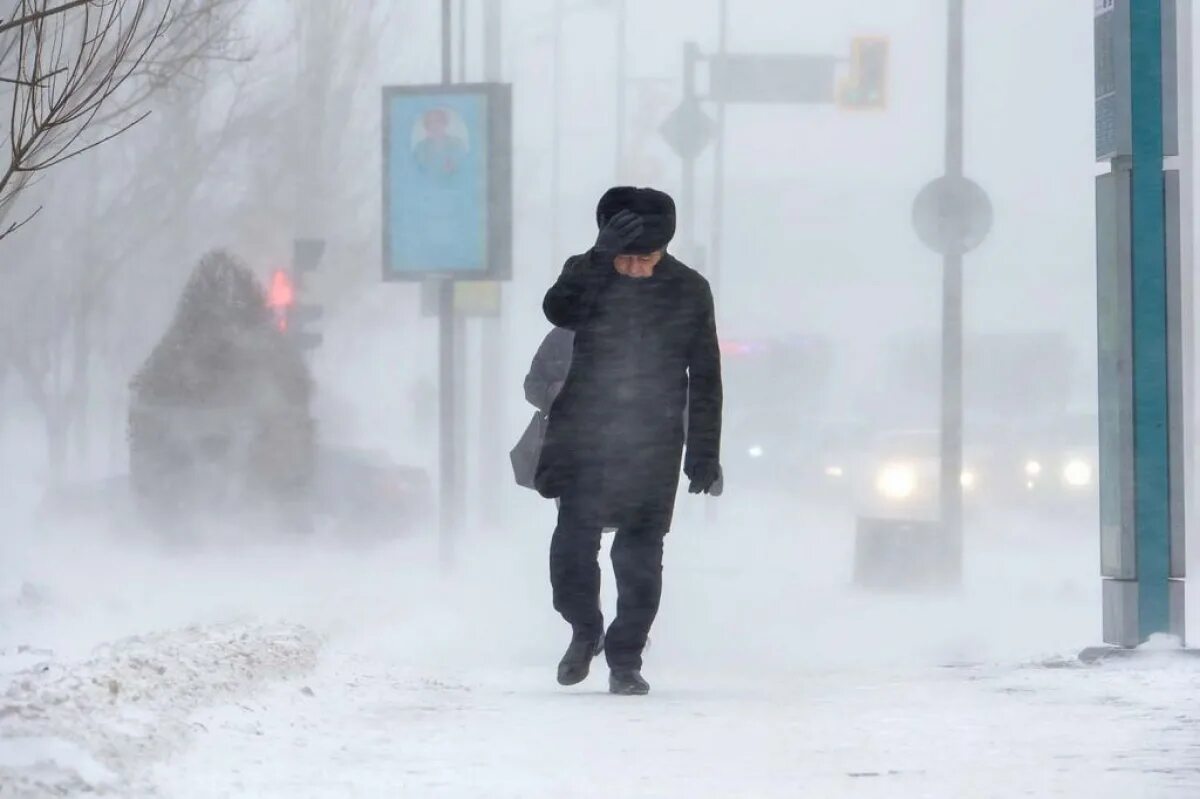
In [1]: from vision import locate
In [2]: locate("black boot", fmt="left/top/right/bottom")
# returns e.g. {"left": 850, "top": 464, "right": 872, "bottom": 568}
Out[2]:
{"left": 609, "top": 669, "right": 650, "bottom": 696}
{"left": 557, "top": 632, "right": 604, "bottom": 686}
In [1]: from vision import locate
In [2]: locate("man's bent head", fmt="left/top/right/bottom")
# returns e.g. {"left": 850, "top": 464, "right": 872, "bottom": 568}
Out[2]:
{"left": 614, "top": 251, "right": 663, "bottom": 279}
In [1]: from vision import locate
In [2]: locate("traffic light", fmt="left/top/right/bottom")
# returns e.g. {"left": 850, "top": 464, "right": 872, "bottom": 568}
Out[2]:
{"left": 289, "top": 238, "right": 324, "bottom": 351}
{"left": 266, "top": 269, "right": 296, "bottom": 332}
{"left": 265, "top": 239, "right": 325, "bottom": 352}
{"left": 839, "top": 37, "right": 888, "bottom": 110}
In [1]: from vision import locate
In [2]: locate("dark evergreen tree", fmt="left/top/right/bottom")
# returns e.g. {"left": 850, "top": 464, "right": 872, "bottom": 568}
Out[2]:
{"left": 129, "top": 250, "right": 315, "bottom": 532}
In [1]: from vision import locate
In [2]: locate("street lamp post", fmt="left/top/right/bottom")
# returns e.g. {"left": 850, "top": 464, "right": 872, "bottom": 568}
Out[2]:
{"left": 615, "top": 0, "right": 627, "bottom": 181}
{"left": 710, "top": 0, "right": 729, "bottom": 299}
{"left": 550, "top": 0, "right": 564, "bottom": 273}
{"left": 438, "top": 0, "right": 459, "bottom": 568}
{"left": 939, "top": 0, "right": 966, "bottom": 584}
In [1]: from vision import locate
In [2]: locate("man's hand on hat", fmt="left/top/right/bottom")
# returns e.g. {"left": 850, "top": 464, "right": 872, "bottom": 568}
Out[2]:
{"left": 594, "top": 209, "right": 643, "bottom": 260}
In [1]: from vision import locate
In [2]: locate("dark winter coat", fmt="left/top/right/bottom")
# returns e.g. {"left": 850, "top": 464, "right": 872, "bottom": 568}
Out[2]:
{"left": 524, "top": 326, "right": 575, "bottom": 414}
{"left": 534, "top": 250, "right": 722, "bottom": 531}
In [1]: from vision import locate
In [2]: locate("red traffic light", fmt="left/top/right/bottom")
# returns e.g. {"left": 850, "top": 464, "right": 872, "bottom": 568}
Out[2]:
{"left": 267, "top": 269, "right": 296, "bottom": 310}
{"left": 266, "top": 269, "right": 296, "bottom": 332}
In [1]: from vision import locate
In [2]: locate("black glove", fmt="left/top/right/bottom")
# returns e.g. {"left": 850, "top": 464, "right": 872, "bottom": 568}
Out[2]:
{"left": 594, "top": 209, "right": 644, "bottom": 259}
{"left": 686, "top": 461, "right": 723, "bottom": 495}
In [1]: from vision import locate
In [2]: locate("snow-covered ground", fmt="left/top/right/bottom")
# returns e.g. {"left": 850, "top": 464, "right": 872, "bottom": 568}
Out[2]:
{"left": 3, "top": 494, "right": 1200, "bottom": 797}
{"left": 1, "top": 622, "right": 319, "bottom": 797}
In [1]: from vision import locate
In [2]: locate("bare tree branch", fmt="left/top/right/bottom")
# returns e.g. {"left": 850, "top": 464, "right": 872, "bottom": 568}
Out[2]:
{"left": 0, "top": 0, "right": 171, "bottom": 234}
{"left": 0, "top": 202, "right": 40, "bottom": 240}
{"left": 92, "top": 0, "right": 250, "bottom": 127}
{"left": 0, "top": 0, "right": 92, "bottom": 37}
{"left": 31, "top": 106, "right": 147, "bottom": 169}
{"left": 0, "top": 0, "right": 254, "bottom": 243}
{"left": 0, "top": 66, "right": 65, "bottom": 86}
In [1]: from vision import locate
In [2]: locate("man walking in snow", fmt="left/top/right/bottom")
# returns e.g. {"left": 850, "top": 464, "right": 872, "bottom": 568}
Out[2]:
{"left": 535, "top": 186, "right": 723, "bottom": 696}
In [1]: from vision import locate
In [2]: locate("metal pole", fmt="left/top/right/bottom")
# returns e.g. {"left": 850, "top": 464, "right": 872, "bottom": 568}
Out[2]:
{"left": 457, "top": 0, "right": 466, "bottom": 81}
{"left": 551, "top": 0, "right": 564, "bottom": 274}
{"left": 439, "top": 0, "right": 459, "bottom": 568}
{"left": 682, "top": 42, "right": 699, "bottom": 262}
{"left": 439, "top": 284, "right": 458, "bottom": 567}
{"left": 1176, "top": 0, "right": 1194, "bottom": 646}
{"left": 702, "top": 0, "right": 728, "bottom": 528}
{"left": 296, "top": 4, "right": 328, "bottom": 237}
{"left": 710, "top": 0, "right": 728, "bottom": 297}
{"left": 615, "top": 0, "right": 627, "bottom": 181}
{"left": 484, "top": 0, "right": 502, "bottom": 79}
{"left": 940, "top": 0, "right": 965, "bottom": 583}
{"left": 454, "top": 312, "right": 469, "bottom": 530}
{"left": 479, "top": 0, "right": 505, "bottom": 528}
{"left": 442, "top": 0, "right": 452, "bottom": 83}
{"left": 455, "top": 0, "right": 470, "bottom": 537}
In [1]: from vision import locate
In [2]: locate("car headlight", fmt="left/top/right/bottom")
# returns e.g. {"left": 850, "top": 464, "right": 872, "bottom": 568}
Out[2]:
{"left": 960, "top": 470, "right": 978, "bottom": 491}
{"left": 1063, "top": 458, "right": 1094, "bottom": 487}
{"left": 875, "top": 463, "right": 917, "bottom": 500}
{"left": 825, "top": 465, "right": 845, "bottom": 478}
{"left": 748, "top": 445, "right": 764, "bottom": 459}
{"left": 1025, "top": 460, "right": 1043, "bottom": 477}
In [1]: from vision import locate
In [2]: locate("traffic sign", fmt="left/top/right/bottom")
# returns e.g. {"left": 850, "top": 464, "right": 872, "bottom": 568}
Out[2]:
{"left": 838, "top": 38, "right": 889, "bottom": 110}
{"left": 709, "top": 54, "right": 837, "bottom": 105}
{"left": 659, "top": 96, "right": 714, "bottom": 161}
{"left": 269, "top": 239, "right": 326, "bottom": 353}
{"left": 294, "top": 238, "right": 326, "bottom": 274}
{"left": 911, "top": 176, "right": 993, "bottom": 256}
{"left": 453, "top": 280, "right": 501, "bottom": 316}
{"left": 420, "top": 279, "right": 502, "bottom": 317}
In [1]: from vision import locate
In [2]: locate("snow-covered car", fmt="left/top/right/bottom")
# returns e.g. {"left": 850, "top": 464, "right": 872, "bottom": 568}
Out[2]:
{"left": 40, "top": 445, "right": 431, "bottom": 540}
{"left": 310, "top": 445, "right": 432, "bottom": 537}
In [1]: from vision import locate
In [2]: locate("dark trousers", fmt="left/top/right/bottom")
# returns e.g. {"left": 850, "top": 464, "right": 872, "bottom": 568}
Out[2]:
{"left": 549, "top": 502, "right": 666, "bottom": 671}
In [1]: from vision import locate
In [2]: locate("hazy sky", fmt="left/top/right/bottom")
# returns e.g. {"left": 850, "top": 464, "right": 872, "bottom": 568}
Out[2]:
{"left": 375, "top": 1, "right": 1102, "bottom": 343}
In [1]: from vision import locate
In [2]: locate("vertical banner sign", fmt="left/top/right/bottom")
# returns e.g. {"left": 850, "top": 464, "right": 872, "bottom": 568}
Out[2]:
{"left": 1090, "top": 0, "right": 1186, "bottom": 648}
{"left": 382, "top": 83, "right": 512, "bottom": 281}
{"left": 1096, "top": 170, "right": 1135, "bottom": 588}
{"left": 1095, "top": 0, "right": 1131, "bottom": 161}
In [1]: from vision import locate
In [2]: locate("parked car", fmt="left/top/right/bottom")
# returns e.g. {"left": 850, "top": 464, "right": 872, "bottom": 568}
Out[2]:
{"left": 854, "top": 416, "right": 1098, "bottom": 522}
{"left": 40, "top": 444, "right": 432, "bottom": 542}
{"left": 311, "top": 445, "right": 432, "bottom": 538}
{"left": 724, "top": 407, "right": 866, "bottom": 503}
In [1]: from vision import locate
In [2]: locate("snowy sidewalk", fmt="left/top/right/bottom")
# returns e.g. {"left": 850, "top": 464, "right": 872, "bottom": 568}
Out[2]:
{"left": 5, "top": 499, "right": 1200, "bottom": 797}
{"left": 151, "top": 507, "right": 1200, "bottom": 799}
{"left": 155, "top": 625, "right": 1200, "bottom": 798}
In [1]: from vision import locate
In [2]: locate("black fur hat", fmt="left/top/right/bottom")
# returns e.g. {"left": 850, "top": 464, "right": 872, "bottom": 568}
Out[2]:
{"left": 596, "top": 186, "right": 676, "bottom": 254}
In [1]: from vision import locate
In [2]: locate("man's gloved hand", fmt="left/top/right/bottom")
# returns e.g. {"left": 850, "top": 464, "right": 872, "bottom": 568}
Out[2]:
{"left": 594, "top": 209, "right": 644, "bottom": 259}
{"left": 686, "top": 461, "right": 723, "bottom": 495}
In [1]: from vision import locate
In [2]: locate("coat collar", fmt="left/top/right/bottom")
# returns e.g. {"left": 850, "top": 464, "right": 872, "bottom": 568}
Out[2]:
{"left": 650, "top": 253, "right": 685, "bottom": 282}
